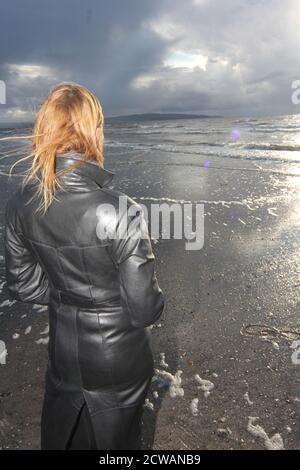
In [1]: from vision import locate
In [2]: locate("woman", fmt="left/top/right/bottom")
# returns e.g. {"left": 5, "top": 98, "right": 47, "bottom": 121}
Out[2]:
{"left": 4, "top": 82, "right": 165, "bottom": 450}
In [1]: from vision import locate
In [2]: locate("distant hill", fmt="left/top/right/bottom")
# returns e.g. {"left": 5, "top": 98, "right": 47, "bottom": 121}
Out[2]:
{"left": 0, "top": 121, "right": 33, "bottom": 130}
{"left": 0, "top": 112, "right": 221, "bottom": 129}
{"left": 105, "top": 112, "right": 221, "bottom": 122}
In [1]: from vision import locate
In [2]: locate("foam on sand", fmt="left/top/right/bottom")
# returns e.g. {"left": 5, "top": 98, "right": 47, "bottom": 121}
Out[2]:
{"left": 144, "top": 398, "right": 154, "bottom": 411}
{"left": 35, "top": 337, "right": 49, "bottom": 345}
{"left": 0, "top": 340, "right": 7, "bottom": 365}
{"left": 154, "top": 368, "right": 184, "bottom": 398}
{"left": 159, "top": 352, "right": 169, "bottom": 369}
{"left": 247, "top": 417, "right": 284, "bottom": 450}
{"left": 190, "top": 398, "right": 199, "bottom": 416}
{"left": 244, "top": 392, "right": 254, "bottom": 405}
{"left": 194, "top": 374, "right": 214, "bottom": 398}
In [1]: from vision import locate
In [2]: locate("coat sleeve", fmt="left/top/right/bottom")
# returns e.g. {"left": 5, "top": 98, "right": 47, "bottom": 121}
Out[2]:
{"left": 108, "top": 200, "right": 165, "bottom": 328}
{"left": 4, "top": 197, "right": 50, "bottom": 305}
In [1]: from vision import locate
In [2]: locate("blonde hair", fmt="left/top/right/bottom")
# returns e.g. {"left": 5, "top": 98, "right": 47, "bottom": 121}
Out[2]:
{"left": 11, "top": 82, "right": 105, "bottom": 213}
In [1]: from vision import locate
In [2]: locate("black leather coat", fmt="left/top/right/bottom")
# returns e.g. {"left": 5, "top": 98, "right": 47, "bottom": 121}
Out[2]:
{"left": 4, "top": 150, "right": 165, "bottom": 449}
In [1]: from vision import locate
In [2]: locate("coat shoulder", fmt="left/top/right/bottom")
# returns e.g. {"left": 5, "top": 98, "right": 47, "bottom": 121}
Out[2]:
{"left": 94, "top": 187, "right": 143, "bottom": 229}
{"left": 5, "top": 185, "right": 26, "bottom": 222}
{"left": 94, "top": 187, "right": 144, "bottom": 246}
{"left": 97, "top": 187, "right": 142, "bottom": 211}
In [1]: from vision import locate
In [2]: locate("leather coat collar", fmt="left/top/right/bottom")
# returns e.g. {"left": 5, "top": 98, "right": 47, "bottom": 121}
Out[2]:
{"left": 55, "top": 150, "right": 114, "bottom": 190}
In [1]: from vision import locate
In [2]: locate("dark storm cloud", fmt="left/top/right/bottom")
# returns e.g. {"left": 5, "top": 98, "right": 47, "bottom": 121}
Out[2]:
{"left": 0, "top": 0, "right": 299, "bottom": 120}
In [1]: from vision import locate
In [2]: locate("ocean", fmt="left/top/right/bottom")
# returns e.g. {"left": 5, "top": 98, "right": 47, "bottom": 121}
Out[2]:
{"left": 1, "top": 114, "right": 300, "bottom": 172}
{"left": 1, "top": 113, "right": 299, "bottom": 224}
{"left": 104, "top": 114, "right": 300, "bottom": 165}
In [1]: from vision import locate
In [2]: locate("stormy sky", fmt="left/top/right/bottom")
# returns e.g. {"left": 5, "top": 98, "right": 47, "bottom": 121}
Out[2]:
{"left": 0, "top": 0, "right": 299, "bottom": 121}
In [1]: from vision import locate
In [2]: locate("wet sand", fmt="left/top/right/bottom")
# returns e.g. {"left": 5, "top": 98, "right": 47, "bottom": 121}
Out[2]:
{"left": 0, "top": 145, "right": 300, "bottom": 449}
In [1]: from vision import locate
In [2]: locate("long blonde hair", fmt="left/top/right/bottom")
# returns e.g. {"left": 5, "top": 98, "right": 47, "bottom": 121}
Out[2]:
{"left": 11, "top": 82, "right": 105, "bottom": 213}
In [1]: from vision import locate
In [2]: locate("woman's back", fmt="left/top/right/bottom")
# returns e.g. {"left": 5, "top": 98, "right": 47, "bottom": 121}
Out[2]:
{"left": 6, "top": 150, "right": 164, "bottom": 318}
{"left": 5, "top": 149, "right": 164, "bottom": 449}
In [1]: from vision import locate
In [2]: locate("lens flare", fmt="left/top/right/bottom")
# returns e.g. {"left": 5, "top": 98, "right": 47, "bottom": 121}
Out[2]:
{"left": 230, "top": 128, "right": 240, "bottom": 141}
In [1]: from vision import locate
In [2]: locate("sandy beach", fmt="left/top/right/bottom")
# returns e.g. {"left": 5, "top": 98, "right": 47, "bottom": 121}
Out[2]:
{"left": 0, "top": 117, "right": 300, "bottom": 449}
